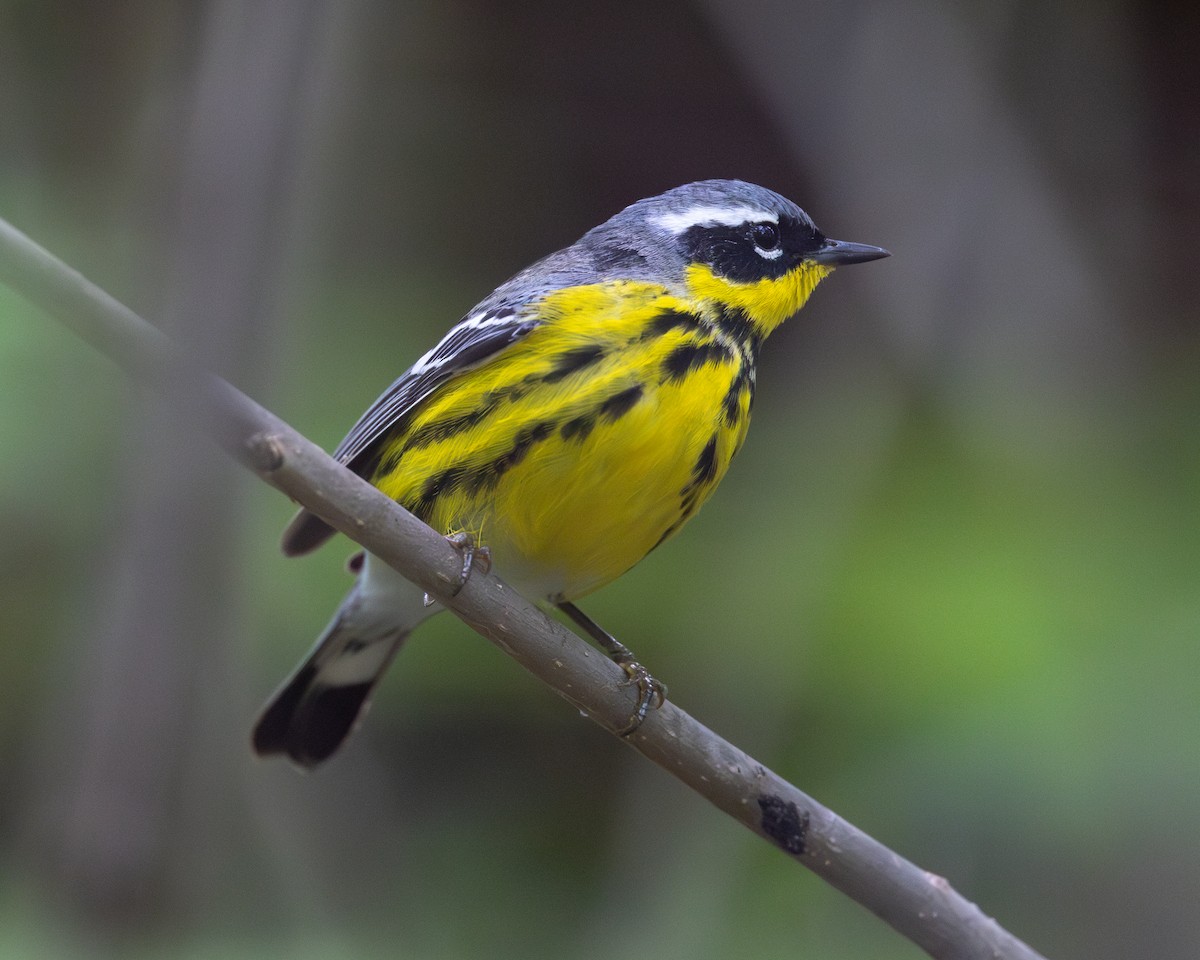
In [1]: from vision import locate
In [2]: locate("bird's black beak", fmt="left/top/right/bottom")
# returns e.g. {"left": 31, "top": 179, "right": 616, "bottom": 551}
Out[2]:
{"left": 809, "top": 237, "right": 891, "bottom": 266}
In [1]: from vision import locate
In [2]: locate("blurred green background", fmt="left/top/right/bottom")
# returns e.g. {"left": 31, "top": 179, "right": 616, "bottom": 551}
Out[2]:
{"left": 1, "top": 2, "right": 1197, "bottom": 958}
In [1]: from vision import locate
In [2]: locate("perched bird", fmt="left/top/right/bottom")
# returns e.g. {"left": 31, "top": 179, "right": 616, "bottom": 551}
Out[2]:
{"left": 254, "top": 179, "right": 888, "bottom": 767}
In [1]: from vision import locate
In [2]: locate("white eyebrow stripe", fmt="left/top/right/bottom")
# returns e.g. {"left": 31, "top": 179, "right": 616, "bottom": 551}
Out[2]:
{"left": 652, "top": 204, "right": 777, "bottom": 234}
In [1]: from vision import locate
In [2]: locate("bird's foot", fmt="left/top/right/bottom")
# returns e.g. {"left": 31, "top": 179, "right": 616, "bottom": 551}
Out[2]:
{"left": 426, "top": 532, "right": 492, "bottom": 606}
{"left": 555, "top": 600, "right": 667, "bottom": 735}
{"left": 610, "top": 649, "right": 668, "bottom": 736}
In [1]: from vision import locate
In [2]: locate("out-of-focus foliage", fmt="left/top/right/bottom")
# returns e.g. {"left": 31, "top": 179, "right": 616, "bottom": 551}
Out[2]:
{"left": 1, "top": 2, "right": 1197, "bottom": 959}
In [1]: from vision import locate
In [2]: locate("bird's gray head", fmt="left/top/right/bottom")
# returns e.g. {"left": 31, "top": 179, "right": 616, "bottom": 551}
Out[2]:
{"left": 485, "top": 180, "right": 887, "bottom": 335}
{"left": 579, "top": 179, "right": 889, "bottom": 286}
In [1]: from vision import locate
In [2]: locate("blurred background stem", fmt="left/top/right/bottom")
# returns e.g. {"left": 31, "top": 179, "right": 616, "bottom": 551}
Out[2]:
{"left": 19, "top": 0, "right": 324, "bottom": 939}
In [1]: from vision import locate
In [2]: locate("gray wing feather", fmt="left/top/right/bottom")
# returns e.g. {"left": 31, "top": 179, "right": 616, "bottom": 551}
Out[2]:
{"left": 331, "top": 307, "right": 537, "bottom": 466}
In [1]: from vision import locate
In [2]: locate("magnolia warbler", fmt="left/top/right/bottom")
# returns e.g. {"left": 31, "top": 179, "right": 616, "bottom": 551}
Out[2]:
{"left": 254, "top": 179, "right": 888, "bottom": 767}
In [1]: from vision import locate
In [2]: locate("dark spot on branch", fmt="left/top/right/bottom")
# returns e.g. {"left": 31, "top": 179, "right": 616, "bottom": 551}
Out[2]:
{"left": 758, "top": 794, "right": 809, "bottom": 855}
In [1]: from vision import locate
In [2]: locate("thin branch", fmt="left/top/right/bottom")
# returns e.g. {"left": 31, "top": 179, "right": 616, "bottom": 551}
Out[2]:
{"left": 0, "top": 214, "right": 1050, "bottom": 960}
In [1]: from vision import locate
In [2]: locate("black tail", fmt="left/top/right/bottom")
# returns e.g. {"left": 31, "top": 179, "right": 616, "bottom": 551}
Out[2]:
{"left": 280, "top": 507, "right": 337, "bottom": 557}
{"left": 253, "top": 612, "right": 408, "bottom": 768}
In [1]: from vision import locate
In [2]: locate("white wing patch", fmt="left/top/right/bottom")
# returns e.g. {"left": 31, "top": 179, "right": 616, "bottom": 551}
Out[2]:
{"left": 329, "top": 305, "right": 537, "bottom": 466}
{"left": 652, "top": 204, "right": 777, "bottom": 235}
{"left": 410, "top": 309, "right": 512, "bottom": 374}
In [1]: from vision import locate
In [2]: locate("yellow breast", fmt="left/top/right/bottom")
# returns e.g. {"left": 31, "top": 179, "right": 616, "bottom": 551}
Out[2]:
{"left": 370, "top": 280, "right": 754, "bottom": 601}
{"left": 480, "top": 337, "right": 750, "bottom": 599}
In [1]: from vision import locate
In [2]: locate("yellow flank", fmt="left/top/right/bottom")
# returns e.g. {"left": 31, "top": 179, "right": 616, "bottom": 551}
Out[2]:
{"left": 684, "top": 261, "right": 831, "bottom": 337}
{"left": 370, "top": 267, "right": 825, "bottom": 602}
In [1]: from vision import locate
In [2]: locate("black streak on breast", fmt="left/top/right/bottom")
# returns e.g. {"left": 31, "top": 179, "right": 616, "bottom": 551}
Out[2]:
{"left": 757, "top": 794, "right": 810, "bottom": 856}
{"left": 662, "top": 341, "right": 732, "bottom": 381}
{"left": 599, "top": 384, "right": 644, "bottom": 421}
{"left": 541, "top": 345, "right": 606, "bottom": 383}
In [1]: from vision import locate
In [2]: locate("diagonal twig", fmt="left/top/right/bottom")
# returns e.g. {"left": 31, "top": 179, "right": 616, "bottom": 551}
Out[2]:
{"left": 0, "top": 214, "right": 1049, "bottom": 960}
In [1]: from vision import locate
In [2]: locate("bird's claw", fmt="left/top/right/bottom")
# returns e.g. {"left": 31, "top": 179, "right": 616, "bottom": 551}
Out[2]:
{"left": 425, "top": 532, "right": 492, "bottom": 606}
{"left": 612, "top": 655, "right": 667, "bottom": 736}
{"left": 555, "top": 601, "right": 668, "bottom": 735}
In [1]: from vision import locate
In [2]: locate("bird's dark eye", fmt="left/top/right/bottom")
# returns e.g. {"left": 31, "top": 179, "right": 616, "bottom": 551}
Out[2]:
{"left": 750, "top": 222, "right": 780, "bottom": 251}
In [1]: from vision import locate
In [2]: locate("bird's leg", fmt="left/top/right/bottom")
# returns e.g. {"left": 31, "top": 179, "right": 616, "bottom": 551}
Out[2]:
{"left": 557, "top": 601, "right": 667, "bottom": 735}
{"left": 425, "top": 532, "right": 492, "bottom": 606}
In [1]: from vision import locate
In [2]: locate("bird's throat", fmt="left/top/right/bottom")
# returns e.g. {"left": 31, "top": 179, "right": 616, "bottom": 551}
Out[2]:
{"left": 684, "top": 261, "right": 832, "bottom": 338}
